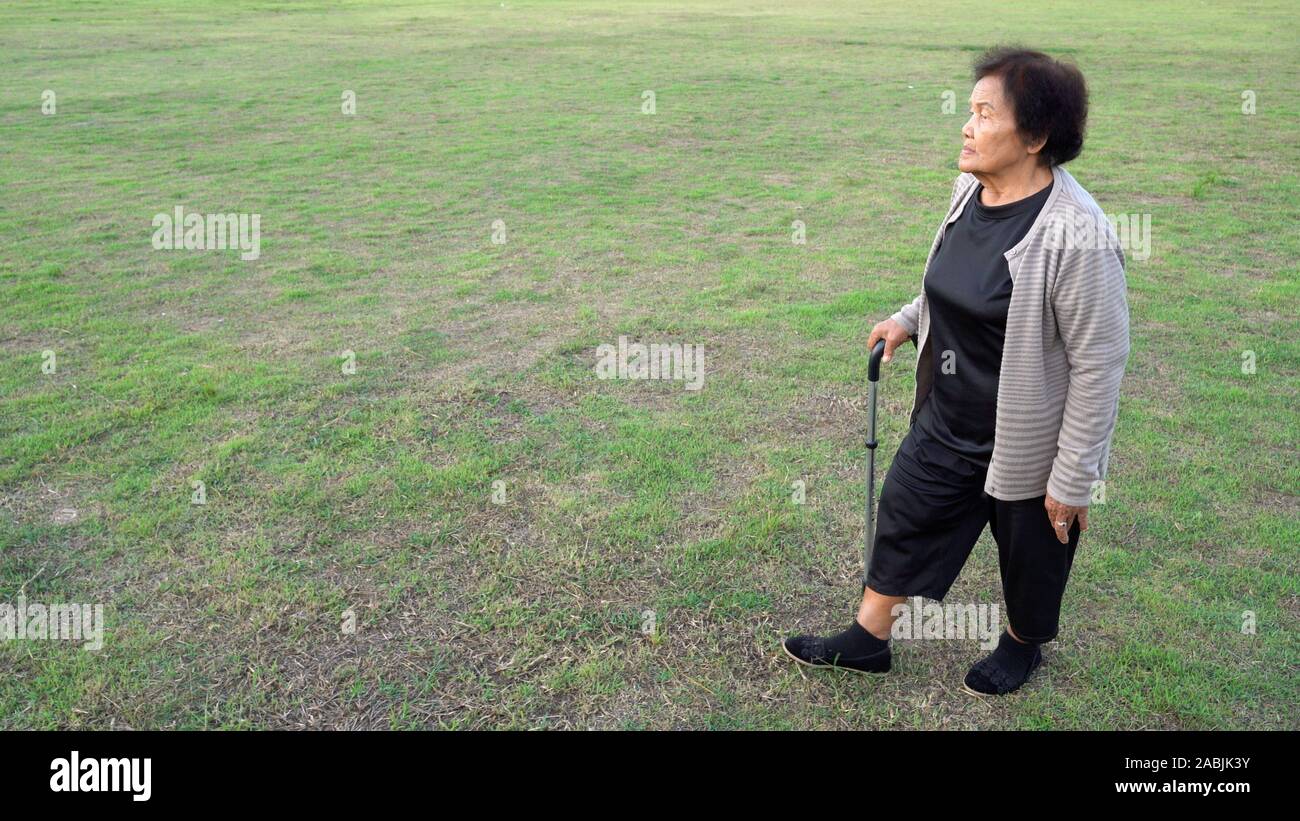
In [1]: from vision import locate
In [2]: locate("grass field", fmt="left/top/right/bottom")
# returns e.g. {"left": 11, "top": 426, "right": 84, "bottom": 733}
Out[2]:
{"left": 1, "top": 0, "right": 1296, "bottom": 729}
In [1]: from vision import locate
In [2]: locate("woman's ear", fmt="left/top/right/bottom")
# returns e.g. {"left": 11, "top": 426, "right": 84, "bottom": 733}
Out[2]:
{"left": 1024, "top": 133, "right": 1048, "bottom": 158}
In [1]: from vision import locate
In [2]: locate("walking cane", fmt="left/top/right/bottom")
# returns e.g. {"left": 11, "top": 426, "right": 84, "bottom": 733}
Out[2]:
{"left": 862, "top": 338, "right": 888, "bottom": 593}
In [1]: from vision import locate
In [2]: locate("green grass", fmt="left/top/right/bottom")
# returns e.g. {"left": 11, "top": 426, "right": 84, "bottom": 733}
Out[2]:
{"left": 1, "top": 0, "right": 1296, "bottom": 729}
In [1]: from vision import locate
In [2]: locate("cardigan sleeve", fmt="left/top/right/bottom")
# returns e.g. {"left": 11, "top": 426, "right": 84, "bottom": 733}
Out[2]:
{"left": 890, "top": 293, "right": 923, "bottom": 336}
{"left": 888, "top": 174, "right": 968, "bottom": 337}
{"left": 1046, "top": 235, "right": 1131, "bottom": 507}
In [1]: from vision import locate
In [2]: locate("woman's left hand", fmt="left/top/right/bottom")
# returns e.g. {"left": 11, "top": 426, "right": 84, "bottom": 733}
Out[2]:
{"left": 1044, "top": 494, "right": 1088, "bottom": 544}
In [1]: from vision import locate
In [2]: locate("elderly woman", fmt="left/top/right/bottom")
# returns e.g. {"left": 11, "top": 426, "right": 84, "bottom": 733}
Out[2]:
{"left": 783, "top": 46, "right": 1130, "bottom": 696}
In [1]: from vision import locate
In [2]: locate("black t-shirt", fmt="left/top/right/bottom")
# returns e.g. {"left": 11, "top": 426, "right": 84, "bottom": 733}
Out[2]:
{"left": 915, "top": 178, "right": 1053, "bottom": 467}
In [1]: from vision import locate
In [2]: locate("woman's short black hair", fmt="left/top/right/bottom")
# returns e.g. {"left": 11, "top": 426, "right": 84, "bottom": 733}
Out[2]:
{"left": 973, "top": 46, "right": 1088, "bottom": 167}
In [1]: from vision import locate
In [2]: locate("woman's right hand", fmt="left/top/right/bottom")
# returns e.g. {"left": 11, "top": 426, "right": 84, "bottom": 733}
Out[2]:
{"left": 868, "top": 318, "right": 912, "bottom": 364}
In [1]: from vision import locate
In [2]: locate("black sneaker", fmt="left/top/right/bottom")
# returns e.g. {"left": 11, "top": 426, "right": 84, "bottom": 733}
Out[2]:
{"left": 781, "top": 633, "right": 891, "bottom": 674}
{"left": 961, "top": 644, "right": 1042, "bottom": 696}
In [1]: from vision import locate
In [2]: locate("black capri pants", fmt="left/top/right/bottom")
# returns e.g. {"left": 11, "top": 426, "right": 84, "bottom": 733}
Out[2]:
{"left": 865, "top": 410, "right": 1081, "bottom": 644}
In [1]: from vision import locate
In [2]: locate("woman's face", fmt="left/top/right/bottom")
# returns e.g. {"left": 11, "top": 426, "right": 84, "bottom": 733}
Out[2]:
{"left": 959, "top": 74, "right": 1042, "bottom": 174}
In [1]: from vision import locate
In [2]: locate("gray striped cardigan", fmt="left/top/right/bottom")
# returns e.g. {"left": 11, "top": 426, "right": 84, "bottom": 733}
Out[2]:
{"left": 889, "top": 163, "right": 1131, "bottom": 507}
